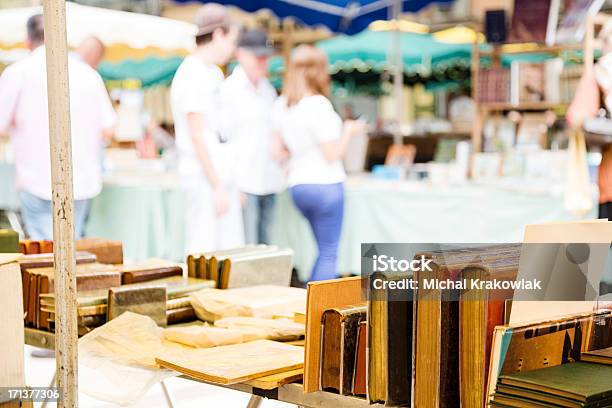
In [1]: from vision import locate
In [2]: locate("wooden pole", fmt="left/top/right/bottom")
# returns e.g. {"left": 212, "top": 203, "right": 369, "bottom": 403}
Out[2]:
{"left": 42, "top": 1, "right": 79, "bottom": 407}
{"left": 390, "top": 0, "right": 403, "bottom": 145}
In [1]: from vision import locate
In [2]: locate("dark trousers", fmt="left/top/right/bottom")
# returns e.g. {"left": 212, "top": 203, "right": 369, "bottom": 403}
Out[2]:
{"left": 599, "top": 202, "right": 612, "bottom": 220}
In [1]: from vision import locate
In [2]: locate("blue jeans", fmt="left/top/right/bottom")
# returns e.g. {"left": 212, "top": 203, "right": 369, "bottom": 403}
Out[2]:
{"left": 290, "top": 183, "right": 344, "bottom": 281}
{"left": 243, "top": 193, "right": 276, "bottom": 245}
{"left": 20, "top": 191, "right": 91, "bottom": 240}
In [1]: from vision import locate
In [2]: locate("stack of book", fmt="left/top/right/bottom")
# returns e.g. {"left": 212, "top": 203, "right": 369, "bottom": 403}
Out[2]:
{"left": 40, "top": 275, "right": 213, "bottom": 333}
{"left": 186, "top": 245, "right": 293, "bottom": 289}
{"left": 490, "top": 362, "right": 612, "bottom": 407}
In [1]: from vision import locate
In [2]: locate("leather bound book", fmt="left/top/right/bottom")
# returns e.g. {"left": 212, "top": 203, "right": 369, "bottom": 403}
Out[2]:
{"left": 386, "top": 292, "right": 413, "bottom": 407}
{"left": 26, "top": 274, "right": 38, "bottom": 327}
{"left": 320, "top": 303, "right": 367, "bottom": 394}
{"left": 459, "top": 258, "right": 519, "bottom": 408}
{"left": 368, "top": 281, "right": 387, "bottom": 404}
{"left": 39, "top": 240, "right": 53, "bottom": 254}
{"left": 121, "top": 260, "right": 182, "bottom": 284}
{"left": 21, "top": 270, "right": 29, "bottom": 314}
{"left": 166, "top": 306, "right": 197, "bottom": 325}
{"left": 76, "top": 238, "right": 123, "bottom": 264}
{"left": 352, "top": 320, "right": 367, "bottom": 396}
{"left": 21, "top": 240, "right": 41, "bottom": 255}
{"left": 186, "top": 255, "right": 196, "bottom": 278}
{"left": 414, "top": 245, "right": 521, "bottom": 408}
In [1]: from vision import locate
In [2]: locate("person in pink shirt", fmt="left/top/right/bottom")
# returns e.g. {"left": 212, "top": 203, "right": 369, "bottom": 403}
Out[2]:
{"left": 0, "top": 15, "right": 116, "bottom": 240}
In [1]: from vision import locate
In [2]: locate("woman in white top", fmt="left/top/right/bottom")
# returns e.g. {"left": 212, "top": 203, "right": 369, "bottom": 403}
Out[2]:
{"left": 272, "top": 45, "right": 364, "bottom": 281}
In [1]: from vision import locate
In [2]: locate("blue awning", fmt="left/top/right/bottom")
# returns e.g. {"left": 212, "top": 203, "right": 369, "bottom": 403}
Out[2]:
{"left": 171, "top": 0, "right": 453, "bottom": 34}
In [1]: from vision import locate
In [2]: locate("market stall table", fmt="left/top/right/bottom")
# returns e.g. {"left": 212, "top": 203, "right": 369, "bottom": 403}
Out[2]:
{"left": 273, "top": 177, "right": 597, "bottom": 279}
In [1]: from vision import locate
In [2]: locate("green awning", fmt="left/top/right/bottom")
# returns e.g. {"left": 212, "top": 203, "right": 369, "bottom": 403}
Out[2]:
{"left": 98, "top": 56, "right": 183, "bottom": 88}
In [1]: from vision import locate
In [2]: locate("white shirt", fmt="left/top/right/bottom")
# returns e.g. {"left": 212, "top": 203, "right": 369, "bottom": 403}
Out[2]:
{"left": 171, "top": 55, "right": 231, "bottom": 182}
{"left": 0, "top": 46, "right": 116, "bottom": 200}
{"left": 272, "top": 95, "right": 345, "bottom": 186}
{"left": 219, "top": 66, "right": 285, "bottom": 195}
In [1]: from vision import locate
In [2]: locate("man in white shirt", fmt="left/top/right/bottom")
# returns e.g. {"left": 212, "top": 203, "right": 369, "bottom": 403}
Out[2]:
{"left": 0, "top": 14, "right": 116, "bottom": 240}
{"left": 219, "top": 29, "right": 284, "bottom": 244}
{"left": 171, "top": 4, "right": 242, "bottom": 253}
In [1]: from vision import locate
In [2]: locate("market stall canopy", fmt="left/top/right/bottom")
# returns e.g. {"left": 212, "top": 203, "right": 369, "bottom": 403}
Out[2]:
{"left": 0, "top": 2, "right": 196, "bottom": 87}
{"left": 177, "top": 0, "right": 452, "bottom": 34}
{"left": 267, "top": 29, "right": 473, "bottom": 90}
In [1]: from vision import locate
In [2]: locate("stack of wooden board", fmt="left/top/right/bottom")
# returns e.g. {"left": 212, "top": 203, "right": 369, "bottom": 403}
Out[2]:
{"left": 490, "top": 362, "right": 612, "bottom": 407}
{"left": 186, "top": 245, "right": 293, "bottom": 289}
{"left": 41, "top": 276, "right": 213, "bottom": 333}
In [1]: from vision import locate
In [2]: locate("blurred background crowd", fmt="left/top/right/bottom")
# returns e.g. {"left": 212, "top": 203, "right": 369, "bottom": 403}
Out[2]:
{"left": 0, "top": 0, "right": 611, "bottom": 284}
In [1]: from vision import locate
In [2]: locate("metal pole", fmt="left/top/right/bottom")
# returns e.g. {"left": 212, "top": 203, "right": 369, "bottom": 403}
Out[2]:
{"left": 390, "top": 0, "right": 403, "bottom": 145}
{"left": 42, "top": 1, "right": 79, "bottom": 407}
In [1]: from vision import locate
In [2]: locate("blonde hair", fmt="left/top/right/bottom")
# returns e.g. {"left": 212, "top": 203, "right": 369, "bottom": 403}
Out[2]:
{"left": 282, "top": 44, "right": 331, "bottom": 107}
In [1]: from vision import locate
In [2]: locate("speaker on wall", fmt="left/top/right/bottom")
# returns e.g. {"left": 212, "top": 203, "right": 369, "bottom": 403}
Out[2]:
{"left": 485, "top": 10, "right": 507, "bottom": 44}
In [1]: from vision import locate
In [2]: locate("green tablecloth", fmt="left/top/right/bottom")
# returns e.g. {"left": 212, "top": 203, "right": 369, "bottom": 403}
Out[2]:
{"left": 0, "top": 161, "right": 597, "bottom": 274}
{"left": 272, "top": 180, "right": 597, "bottom": 280}
{"left": 86, "top": 177, "right": 185, "bottom": 262}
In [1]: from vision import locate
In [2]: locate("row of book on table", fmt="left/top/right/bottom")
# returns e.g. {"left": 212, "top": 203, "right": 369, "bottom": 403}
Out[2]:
{"left": 9, "top": 234, "right": 293, "bottom": 335}
{"left": 306, "top": 240, "right": 612, "bottom": 407}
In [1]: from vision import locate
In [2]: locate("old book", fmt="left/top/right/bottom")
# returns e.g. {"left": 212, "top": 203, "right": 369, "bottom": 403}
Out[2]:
{"left": 18, "top": 251, "right": 97, "bottom": 271}
{"left": 487, "top": 310, "right": 612, "bottom": 405}
{"left": 120, "top": 259, "right": 182, "bottom": 284}
{"left": 166, "top": 306, "right": 197, "bottom": 325}
{"left": 386, "top": 290, "right": 413, "bottom": 406}
{"left": 20, "top": 240, "right": 41, "bottom": 255}
{"left": 414, "top": 245, "right": 521, "bottom": 408}
{"left": 190, "top": 285, "right": 306, "bottom": 323}
{"left": 352, "top": 320, "right": 367, "bottom": 396}
{"left": 76, "top": 237, "right": 123, "bottom": 264}
{"left": 304, "top": 276, "right": 363, "bottom": 393}
{"left": 0, "top": 255, "right": 25, "bottom": 389}
{"left": 320, "top": 303, "right": 367, "bottom": 394}
{"left": 35, "top": 263, "right": 122, "bottom": 329}
{"left": 186, "top": 255, "right": 196, "bottom": 278}
{"left": 459, "top": 257, "right": 519, "bottom": 408}
{"left": 509, "top": 0, "right": 559, "bottom": 45}
{"left": 497, "top": 362, "right": 612, "bottom": 404}
{"left": 368, "top": 282, "right": 387, "bottom": 404}
{"left": 0, "top": 229, "right": 18, "bottom": 253}
{"left": 40, "top": 276, "right": 214, "bottom": 308}
{"left": 107, "top": 286, "right": 167, "bottom": 326}
{"left": 155, "top": 339, "right": 304, "bottom": 385}
{"left": 222, "top": 248, "right": 294, "bottom": 289}
{"left": 582, "top": 347, "right": 612, "bottom": 365}
{"left": 166, "top": 297, "right": 191, "bottom": 311}
{"left": 26, "top": 274, "right": 37, "bottom": 327}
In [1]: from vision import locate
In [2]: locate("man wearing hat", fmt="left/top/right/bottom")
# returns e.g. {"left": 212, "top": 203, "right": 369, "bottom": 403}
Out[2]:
{"left": 219, "top": 29, "right": 285, "bottom": 245}
{"left": 171, "top": 4, "right": 242, "bottom": 253}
